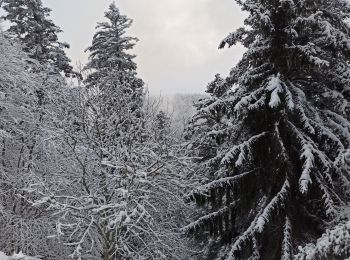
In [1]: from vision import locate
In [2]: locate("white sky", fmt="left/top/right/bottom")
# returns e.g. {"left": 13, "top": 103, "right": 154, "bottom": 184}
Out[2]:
{"left": 43, "top": 0, "right": 246, "bottom": 94}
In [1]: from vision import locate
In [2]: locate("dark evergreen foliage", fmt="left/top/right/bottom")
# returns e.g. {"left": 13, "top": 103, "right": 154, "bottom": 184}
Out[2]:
{"left": 185, "top": 0, "right": 350, "bottom": 259}
{"left": 2, "top": 0, "right": 74, "bottom": 76}
{"left": 83, "top": 2, "right": 144, "bottom": 149}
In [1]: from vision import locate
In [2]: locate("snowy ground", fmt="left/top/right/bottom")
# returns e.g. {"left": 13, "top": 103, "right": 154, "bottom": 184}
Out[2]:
{"left": 0, "top": 252, "right": 40, "bottom": 260}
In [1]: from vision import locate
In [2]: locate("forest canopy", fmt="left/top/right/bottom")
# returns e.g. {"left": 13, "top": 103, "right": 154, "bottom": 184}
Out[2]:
{"left": 0, "top": 0, "right": 350, "bottom": 259}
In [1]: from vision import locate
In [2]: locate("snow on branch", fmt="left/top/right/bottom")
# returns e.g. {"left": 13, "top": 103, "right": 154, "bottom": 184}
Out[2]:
{"left": 221, "top": 132, "right": 267, "bottom": 167}
{"left": 274, "top": 122, "right": 289, "bottom": 161}
{"left": 325, "top": 110, "right": 350, "bottom": 140}
{"left": 335, "top": 149, "right": 350, "bottom": 168}
{"left": 266, "top": 74, "right": 283, "bottom": 108}
{"left": 219, "top": 27, "right": 247, "bottom": 49}
{"left": 234, "top": 87, "right": 265, "bottom": 113}
{"left": 250, "top": 237, "right": 260, "bottom": 260}
{"left": 299, "top": 142, "right": 315, "bottom": 194}
{"left": 284, "top": 81, "right": 295, "bottom": 111}
{"left": 187, "top": 169, "right": 258, "bottom": 198}
{"left": 315, "top": 176, "right": 337, "bottom": 217}
{"left": 288, "top": 121, "right": 334, "bottom": 194}
{"left": 282, "top": 217, "right": 293, "bottom": 260}
{"left": 200, "top": 97, "right": 229, "bottom": 115}
{"left": 243, "top": 2, "right": 274, "bottom": 30}
{"left": 295, "top": 220, "right": 350, "bottom": 259}
{"left": 288, "top": 123, "right": 316, "bottom": 194}
{"left": 291, "top": 43, "right": 329, "bottom": 68}
{"left": 309, "top": 118, "right": 344, "bottom": 153}
{"left": 255, "top": 180, "right": 290, "bottom": 233}
{"left": 226, "top": 197, "right": 267, "bottom": 260}
{"left": 318, "top": 18, "right": 350, "bottom": 51}
{"left": 182, "top": 201, "right": 238, "bottom": 233}
{"left": 289, "top": 83, "right": 315, "bottom": 135}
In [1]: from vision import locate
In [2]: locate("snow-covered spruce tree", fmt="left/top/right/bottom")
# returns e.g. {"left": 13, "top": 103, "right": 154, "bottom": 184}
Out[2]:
{"left": 58, "top": 4, "right": 144, "bottom": 255}
{"left": 184, "top": 74, "right": 235, "bottom": 259}
{"left": 32, "top": 3, "right": 191, "bottom": 259}
{"left": 184, "top": 0, "right": 350, "bottom": 259}
{"left": 1, "top": 0, "right": 73, "bottom": 76}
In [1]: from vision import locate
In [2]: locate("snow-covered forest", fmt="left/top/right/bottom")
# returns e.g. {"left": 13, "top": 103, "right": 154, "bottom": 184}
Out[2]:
{"left": 0, "top": 0, "right": 350, "bottom": 259}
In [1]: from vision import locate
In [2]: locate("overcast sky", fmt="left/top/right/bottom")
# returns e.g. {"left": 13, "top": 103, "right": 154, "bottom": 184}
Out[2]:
{"left": 43, "top": 0, "right": 246, "bottom": 94}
